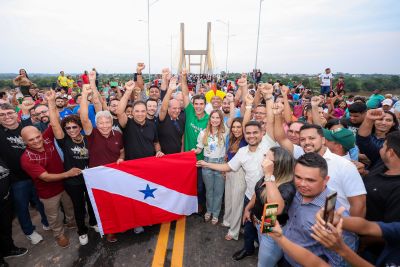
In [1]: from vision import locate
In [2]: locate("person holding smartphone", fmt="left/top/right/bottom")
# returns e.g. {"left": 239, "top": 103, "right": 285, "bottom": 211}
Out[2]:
{"left": 242, "top": 147, "right": 296, "bottom": 267}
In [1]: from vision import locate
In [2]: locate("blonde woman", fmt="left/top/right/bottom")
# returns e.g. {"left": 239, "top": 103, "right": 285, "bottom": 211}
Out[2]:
{"left": 195, "top": 108, "right": 234, "bottom": 225}
{"left": 242, "top": 146, "right": 296, "bottom": 267}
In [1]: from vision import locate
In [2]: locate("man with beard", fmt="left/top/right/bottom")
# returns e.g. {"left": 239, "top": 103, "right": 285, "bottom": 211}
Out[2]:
{"left": 55, "top": 96, "right": 73, "bottom": 119}
{"left": 29, "top": 104, "right": 50, "bottom": 132}
{"left": 273, "top": 103, "right": 366, "bottom": 217}
{"left": 0, "top": 103, "right": 49, "bottom": 245}
{"left": 221, "top": 94, "right": 240, "bottom": 124}
{"left": 197, "top": 121, "right": 276, "bottom": 260}
{"left": 108, "top": 98, "right": 122, "bottom": 133}
{"left": 146, "top": 98, "right": 158, "bottom": 124}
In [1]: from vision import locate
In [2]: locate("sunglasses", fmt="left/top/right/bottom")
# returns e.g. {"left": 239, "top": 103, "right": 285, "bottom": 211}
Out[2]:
{"left": 64, "top": 126, "right": 79, "bottom": 131}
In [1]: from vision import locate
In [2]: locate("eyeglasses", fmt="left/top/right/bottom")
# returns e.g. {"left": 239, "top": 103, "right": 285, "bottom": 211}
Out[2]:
{"left": 65, "top": 126, "right": 79, "bottom": 131}
{"left": 0, "top": 112, "right": 16, "bottom": 118}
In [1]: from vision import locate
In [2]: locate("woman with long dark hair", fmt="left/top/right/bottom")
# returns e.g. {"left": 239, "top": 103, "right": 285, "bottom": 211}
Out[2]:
{"left": 357, "top": 109, "right": 399, "bottom": 168}
{"left": 47, "top": 90, "right": 97, "bottom": 246}
{"left": 243, "top": 146, "right": 296, "bottom": 267}
{"left": 222, "top": 117, "right": 247, "bottom": 240}
{"left": 13, "top": 69, "right": 32, "bottom": 96}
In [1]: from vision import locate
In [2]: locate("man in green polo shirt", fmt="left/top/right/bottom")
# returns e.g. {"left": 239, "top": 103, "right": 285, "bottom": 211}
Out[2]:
{"left": 181, "top": 69, "right": 209, "bottom": 212}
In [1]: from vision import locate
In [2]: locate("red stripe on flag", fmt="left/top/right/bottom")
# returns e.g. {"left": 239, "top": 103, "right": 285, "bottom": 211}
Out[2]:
{"left": 93, "top": 189, "right": 185, "bottom": 234}
{"left": 104, "top": 152, "right": 197, "bottom": 196}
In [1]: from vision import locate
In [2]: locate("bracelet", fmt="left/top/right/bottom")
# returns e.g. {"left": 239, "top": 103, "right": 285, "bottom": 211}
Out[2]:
{"left": 264, "top": 175, "right": 276, "bottom": 182}
{"left": 264, "top": 97, "right": 273, "bottom": 101}
{"left": 245, "top": 105, "right": 252, "bottom": 109}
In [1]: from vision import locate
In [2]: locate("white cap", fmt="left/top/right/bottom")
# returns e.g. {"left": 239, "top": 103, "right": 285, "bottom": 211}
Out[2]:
{"left": 382, "top": 99, "right": 393, "bottom": 106}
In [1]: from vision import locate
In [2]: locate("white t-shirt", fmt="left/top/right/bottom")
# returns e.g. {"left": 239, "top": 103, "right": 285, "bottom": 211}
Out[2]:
{"left": 319, "top": 73, "right": 333, "bottom": 87}
{"left": 293, "top": 145, "right": 366, "bottom": 210}
{"left": 228, "top": 134, "right": 276, "bottom": 199}
{"left": 197, "top": 125, "right": 229, "bottom": 158}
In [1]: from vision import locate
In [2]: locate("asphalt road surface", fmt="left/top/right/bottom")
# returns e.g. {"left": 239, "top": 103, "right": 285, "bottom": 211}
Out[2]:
{"left": 7, "top": 208, "right": 258, "bottom": 267}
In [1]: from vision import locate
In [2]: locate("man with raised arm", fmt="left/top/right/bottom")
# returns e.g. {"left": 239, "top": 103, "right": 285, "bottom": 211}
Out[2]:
{"left": 80, "top": 84, "right": 124, "bottom": 242}
{"left": 181, "top": 68, "right": 209, "bottom": 212}
{"left": 273, "top": 103, "right": 367, "bottom": 217}
{"left": 158, "top": 76, "right": 185, "bottom": 154}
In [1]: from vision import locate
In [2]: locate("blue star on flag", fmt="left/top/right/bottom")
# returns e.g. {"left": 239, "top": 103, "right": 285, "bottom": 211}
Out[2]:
{"left": 139, "top": 184, "right": 157, "bottom": 199}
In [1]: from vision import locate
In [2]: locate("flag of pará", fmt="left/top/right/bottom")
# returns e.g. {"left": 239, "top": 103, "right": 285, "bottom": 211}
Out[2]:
{"left": 82, "top": 152, "right": 198, "bottom": 235}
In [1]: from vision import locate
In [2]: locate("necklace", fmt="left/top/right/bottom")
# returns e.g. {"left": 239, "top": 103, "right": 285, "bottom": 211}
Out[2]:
{"left": 72, "top": 135, "right": 84, "bottom": 144}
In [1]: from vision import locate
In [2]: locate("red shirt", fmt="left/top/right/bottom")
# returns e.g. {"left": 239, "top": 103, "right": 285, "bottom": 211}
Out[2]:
{"left": 20, "top": 128, "right": 64, "bottom": 199}
{"left": 87, "top": 128, "right": 123, "bottom": 168}
{"left": 81, "top": 74, "right": 89, "bottom": 84}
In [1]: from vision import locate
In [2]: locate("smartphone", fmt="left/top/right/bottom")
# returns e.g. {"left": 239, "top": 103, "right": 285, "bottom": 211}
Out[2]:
{"left": 260, "top": 203, "right": 279, "bottom": 233}
{"left": 323, "top": 192, "right": 337, "bottom": 227}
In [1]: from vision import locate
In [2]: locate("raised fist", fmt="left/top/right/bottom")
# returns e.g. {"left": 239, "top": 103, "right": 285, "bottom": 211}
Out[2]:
{"left": 82, "top": 84, "right": 92, "bottom": 95}
{"left": 125, "top": 80, "right": 136, "bottom": 92}
{"left": 89, "top": 71, "right": 96, "bottom": 82}
{"left": 137, "top": 63, "right": 145, "bottom": 72}
{"left": 311, "top": 96, "right": 322, "bottom": 107}
{"left": 45, "top": 90, "right": 56, "bottom": 101}
{"left": 280, "top": 85, "right": 289, "bottom": 96}
{"left": 272, "top": 102, "right": 284, "bottom": 116}
{"left": 260, "top": 83, "right": 273, "bottom": 97}
{"left": 366, "top": 109, "right": 384, "bottom": 121}
{"left": 245, "top": 93, "right": 254, "bottom": 106}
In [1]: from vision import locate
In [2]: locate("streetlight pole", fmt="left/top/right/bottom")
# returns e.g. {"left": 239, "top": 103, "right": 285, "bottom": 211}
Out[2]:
{"left": 255, "top": 0, "right": 263, "bottom": 71}
{"left": 147, "top": 0, "right": 151, "bottom": 83}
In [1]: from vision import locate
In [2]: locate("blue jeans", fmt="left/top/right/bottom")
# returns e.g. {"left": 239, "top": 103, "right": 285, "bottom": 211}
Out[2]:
{"left": 243, "top": 197, "right": 258, "bottom": 253}
{"left": 197, "top": 167, "right": 206, "bottom": 207}
{"left": 256, "top": 222, "right": 283, "bottom": 267}
{"left": 202, "top": 157, "right": 225, "bottom": 218}
{"left": 321, "top": 86, "right": 331, "bottom": 95}
{"left": 11, "top": 179, "right": 48, "bottom": 235}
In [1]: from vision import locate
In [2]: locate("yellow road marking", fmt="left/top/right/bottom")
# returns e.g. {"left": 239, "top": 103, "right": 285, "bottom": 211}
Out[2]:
{"left": 171, "top": 217, "right": 186, "bottom": 267}
{"left": 151, "top": 222, "right": 171, "bottom": 267}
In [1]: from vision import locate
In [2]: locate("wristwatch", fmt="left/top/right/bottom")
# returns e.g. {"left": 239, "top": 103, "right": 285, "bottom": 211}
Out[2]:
{"left": 264, "top": 175, "right": 276, "bottom": 182}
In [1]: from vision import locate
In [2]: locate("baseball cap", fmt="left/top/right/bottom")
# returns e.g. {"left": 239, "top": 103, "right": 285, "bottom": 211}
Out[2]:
{"left": 323, "top": 127, "right": 355, "bottom": 151}
{"left": 382, "top": 99, "right": 393, "bottom": 106}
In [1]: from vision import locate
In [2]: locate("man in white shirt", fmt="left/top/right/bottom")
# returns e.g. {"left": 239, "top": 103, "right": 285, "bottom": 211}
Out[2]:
{"left": 319, "top": 68, "right": 333, "bottom": 95}
{"left": 197, "top": 120, "right": 276, "bottom": 260}
{"left": 274, "top": 104, "right": 366, "bottom": 217}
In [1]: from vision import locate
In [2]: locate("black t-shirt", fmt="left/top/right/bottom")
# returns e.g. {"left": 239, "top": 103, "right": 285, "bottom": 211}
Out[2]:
{"left": 0, "top": 124, "right": 32, "bottom": 183}
{"left": 363, "top": 162, "right": 400, "bottom": 222}
{"left": 341, "top": 117, "right": 361, "bottom": 136}
{"left": 56, "top": 136, "right": 89, "bottom": 185}
{"left": 112, "top": 118, "right": 122, "bottom": 133}
{"left": 157, "top": 113, "right": 185, "bottom": 154}
{"left": 0, "top": 157, "right": 12, "bottom": 202}
{"left": 252, "top": 178, "right": 296, "bottom": 226}
{"left": 123, "top": 119, "right": 158, "bottom": 160}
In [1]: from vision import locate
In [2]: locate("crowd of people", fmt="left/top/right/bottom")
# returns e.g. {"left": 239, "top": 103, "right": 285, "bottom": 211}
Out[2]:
{"left": 0, "top": 64, "right": 399, "bottom": 267}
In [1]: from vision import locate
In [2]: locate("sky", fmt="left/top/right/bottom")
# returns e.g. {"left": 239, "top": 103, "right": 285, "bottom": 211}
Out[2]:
{"left": 0, "top": 0, "right": 399, "bottom": 74}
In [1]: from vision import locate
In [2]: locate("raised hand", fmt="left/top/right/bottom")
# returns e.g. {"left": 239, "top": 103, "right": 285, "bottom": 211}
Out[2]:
{"left": 137, "top": 63, "right": 145, "bottom": 73}
{"left": 272, "top": 102, "right": 284, "bottom": 116}
{"left": 311, "top": 218, "right": 345, "bottom": 253}
{"left": 181, "top": 68, "right": 187, "bottom": 77}
{"left": 311, "top": 96, "right": 322, "bottom": 107}
{"left": 89, "top": 71, "right": 96, "bottom": 82}
{"left": 168, "top": 76, "right": 178, "bottom": 92}
{"left": 162, "top": 68, "right": 171, "bottom": 81}
{"left": 82, "top": 84, "right": 92, "bottom": 95}
{"left": 237, "top": 75, "right": 247, "bottom": 87}
{"left": 245, "top": 93, "right": 254, "bottom": 106}
{"left": 45, "top": 90, "right": 56, "bottom": 102}
{"left": 21, "top": 99, "right": 35, "bottom": 112}
{"left": 260, "top": 83, "right": 273, "bottom": 97}
{"left": 125, "top": 80, "right": 136, "bottom": 92}
{"left": 280, "top": 85, "right": 289, "bottom": 96}
{"left": 365, "top": 109, "right": 384, "bottom": 121}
